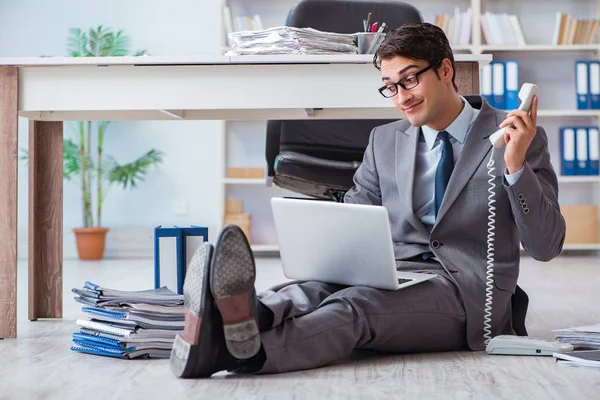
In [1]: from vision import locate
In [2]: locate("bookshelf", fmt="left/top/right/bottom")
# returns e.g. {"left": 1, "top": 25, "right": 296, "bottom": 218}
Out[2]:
{"left": 223, "top": 178, "right": 268, "bottom": 185}
{"left": 479, "top": 44, "right": 600, "bottom": 52}
{"left": 218, "top": 0, "right": 600, "bottom": 253}
{"left": 558, "top": 176, "right": 600, "bottom": 183}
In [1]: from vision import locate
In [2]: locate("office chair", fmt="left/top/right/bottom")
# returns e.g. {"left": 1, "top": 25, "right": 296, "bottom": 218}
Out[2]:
{"left": 265, "top": 0, "right": 423, "bottom": 201}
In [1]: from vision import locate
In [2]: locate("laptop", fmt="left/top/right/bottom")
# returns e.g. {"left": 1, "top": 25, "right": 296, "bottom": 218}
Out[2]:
{"left": 271, "top": 197, "right": 437, "bottom": 290}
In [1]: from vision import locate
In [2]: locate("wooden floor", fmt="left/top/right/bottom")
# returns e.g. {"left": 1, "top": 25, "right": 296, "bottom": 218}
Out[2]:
{"left": 1, "top": 254, "right": 600, "bottom": 399}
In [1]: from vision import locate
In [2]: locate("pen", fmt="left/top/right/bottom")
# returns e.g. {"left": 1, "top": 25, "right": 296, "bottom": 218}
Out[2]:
{"left": 377, "top": 22, "right": 387, "bottom": 33}
{"left": 366, "top": 12, "right": 372, "bottom": 33}
{"left": 363, "top": 19, "right": 367, "bottom": 32}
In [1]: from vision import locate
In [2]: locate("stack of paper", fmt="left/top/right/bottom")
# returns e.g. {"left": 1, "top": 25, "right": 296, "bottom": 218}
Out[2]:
{"left": 553, "top": 350, "right": 600, "bottom": 369}
{"left": 226, "top": 27, "right": 357, "bottom": 55}
{"left": 70, "top": 281, "right": 185, "bottom": 359}
{"left": 554, "top": 323, "right": 600, "bottom": 349}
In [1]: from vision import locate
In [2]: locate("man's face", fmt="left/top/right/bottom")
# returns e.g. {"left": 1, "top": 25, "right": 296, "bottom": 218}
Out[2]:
{"left": 379, "top": 56, "right": 444, "bottom": 128}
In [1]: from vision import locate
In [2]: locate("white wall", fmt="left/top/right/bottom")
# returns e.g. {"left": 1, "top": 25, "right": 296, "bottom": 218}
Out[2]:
{"left": 0, "top": 0, "right": 225, "bottom": 256}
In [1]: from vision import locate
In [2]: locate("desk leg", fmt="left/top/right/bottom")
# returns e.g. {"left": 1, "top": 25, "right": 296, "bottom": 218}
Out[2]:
{"left": 28, "top": 121, "right": 63, "bottom": 320}
{"left": 0, "top": 67, "right": 18, "bottom": 338}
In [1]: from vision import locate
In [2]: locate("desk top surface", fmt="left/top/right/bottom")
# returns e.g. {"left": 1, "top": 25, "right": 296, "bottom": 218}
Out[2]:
{"left": 0, "top": 54, "right": 492, "bottom": 67}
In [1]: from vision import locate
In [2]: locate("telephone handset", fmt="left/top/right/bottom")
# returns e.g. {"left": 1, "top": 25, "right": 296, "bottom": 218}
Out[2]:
{"left": 488, "top": 83, "right": 539, "bottom": 148}
{"left": 484, "top": 83, "right": 567, "bottom": 356}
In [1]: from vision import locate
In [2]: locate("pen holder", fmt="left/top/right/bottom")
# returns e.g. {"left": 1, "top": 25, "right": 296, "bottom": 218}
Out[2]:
{"left": 355, "top": 32, "right": 386, "bottom": 54}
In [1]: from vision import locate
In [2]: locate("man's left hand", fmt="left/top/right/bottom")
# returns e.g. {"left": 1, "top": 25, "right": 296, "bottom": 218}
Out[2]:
{"left": 499, "top": 96, "right": 538, "bottom": 174}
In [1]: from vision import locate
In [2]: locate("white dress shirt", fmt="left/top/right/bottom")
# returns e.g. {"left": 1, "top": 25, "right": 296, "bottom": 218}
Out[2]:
{"left": 414, "top": 97, "right": 523, "bottom": 230}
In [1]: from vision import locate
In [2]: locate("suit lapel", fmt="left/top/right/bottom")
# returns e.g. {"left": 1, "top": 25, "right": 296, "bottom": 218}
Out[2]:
{"left": 434, "top": 100, "right": 502, "bottom": 224}
{"left": 395, "top": 125, "right": 430, "bottom": 236}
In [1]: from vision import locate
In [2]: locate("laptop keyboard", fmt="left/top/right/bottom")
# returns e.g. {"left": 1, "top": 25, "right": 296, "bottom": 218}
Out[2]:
{"left": 398, "top": 278, "right": 413, "bottom": 285}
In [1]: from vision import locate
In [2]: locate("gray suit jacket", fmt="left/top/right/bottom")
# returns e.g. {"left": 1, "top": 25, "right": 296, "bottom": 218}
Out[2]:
{"left": 344, "top": 96, "right": 566, "bottom": 350}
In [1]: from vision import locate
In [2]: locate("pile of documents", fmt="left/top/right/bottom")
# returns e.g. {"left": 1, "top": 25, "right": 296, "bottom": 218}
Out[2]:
{"left": 553, "top": 350, "right": 600, "bottom": 369}
{"left": 554, "top": 322, "right": 600, "bottom": 349}
{"left": 226, "top": 26, "right": 357, "bottom": 55}
{"left": 71, "top": 281, "right": 185, "bottom": 359}
{"left": 553, "top": 323, "right": 600, "bottom": 369}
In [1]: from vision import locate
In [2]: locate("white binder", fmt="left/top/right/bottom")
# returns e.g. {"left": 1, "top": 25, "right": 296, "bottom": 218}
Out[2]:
{"left": 576, "top": 61, "right": 589, "bottom": 109}
{"left": 481, "top": 63, "right": 492, "bottom": 103}
{"left": 576, "top": 128, "right": 589, "bottom": 175}
{"left": 492, "top": 62, "right": 505, "bottom": 109}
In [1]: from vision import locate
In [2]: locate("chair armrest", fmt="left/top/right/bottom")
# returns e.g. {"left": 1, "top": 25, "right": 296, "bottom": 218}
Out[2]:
{"left": 265, "top": 120, "right": 283, "bottom": 178}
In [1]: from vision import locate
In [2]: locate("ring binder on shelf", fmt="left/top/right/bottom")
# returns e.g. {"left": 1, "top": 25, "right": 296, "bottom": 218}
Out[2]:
{"left": 576, "top": 61, "right": 590, "bottom": 110}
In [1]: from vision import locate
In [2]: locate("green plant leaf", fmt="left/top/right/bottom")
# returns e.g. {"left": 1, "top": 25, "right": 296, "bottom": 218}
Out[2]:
{"left": 20, "top": 138, "right": 93, "bottom": 180}
{"left": 109, "top": 149, "right": 164, "bottom": 189}
{"left": 105, "top": 30, "right": 131, "bottom": 56}
{"left": 62, "top": 26, "right": 158, "bottom": 228}
{"left": 66, "top": 28, "right": 89, "bottom": 57}
{"left": 63, "top": 138, "right": 81, "bottom": 180}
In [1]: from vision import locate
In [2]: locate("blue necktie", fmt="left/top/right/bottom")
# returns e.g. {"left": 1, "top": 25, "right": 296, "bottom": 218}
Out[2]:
{"left": 434, "top": 131, "right": 454, "bottom": 218}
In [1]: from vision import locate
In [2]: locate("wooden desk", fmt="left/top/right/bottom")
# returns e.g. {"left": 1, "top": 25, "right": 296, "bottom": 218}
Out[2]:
{"left": 0, "top": 54, "right": 491, "bottom": 337}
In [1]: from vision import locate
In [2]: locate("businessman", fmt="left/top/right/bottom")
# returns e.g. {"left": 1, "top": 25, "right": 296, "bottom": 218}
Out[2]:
{"left": 170, "top": 22, "right": 566, "bottom": 378}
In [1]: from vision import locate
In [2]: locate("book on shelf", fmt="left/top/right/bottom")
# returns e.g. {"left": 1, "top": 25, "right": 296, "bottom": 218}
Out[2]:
{"left": 434, "top": 7, "right": 471, "bottom": 45}
{"left": 222, "top": 5, "right": 265, "bottom": 48}
{"left": 222, "top": 5, "right": 264, "bottom": 33}
{"left": 480, "top": 11, "right": 525, "bottom": 46}
{"left": 552, "top": 12, "right": 599, "bottom": 45}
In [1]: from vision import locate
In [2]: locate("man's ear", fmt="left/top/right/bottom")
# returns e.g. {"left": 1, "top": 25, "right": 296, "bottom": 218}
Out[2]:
{"left": 439, "top": 58, "right": 454, "bottom": 83}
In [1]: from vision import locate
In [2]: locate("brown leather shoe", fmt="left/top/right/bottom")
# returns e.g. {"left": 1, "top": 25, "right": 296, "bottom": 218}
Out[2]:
{"left": 210, "top": 224, "right": 261, "bottom": 360}
{"left": 170, "top": 243, "right": 231, "bottom": 378}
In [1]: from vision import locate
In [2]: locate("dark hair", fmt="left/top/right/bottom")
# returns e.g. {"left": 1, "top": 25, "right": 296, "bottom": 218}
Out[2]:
{"left": 373, "top": 22, "right": 457, "bottom": 92}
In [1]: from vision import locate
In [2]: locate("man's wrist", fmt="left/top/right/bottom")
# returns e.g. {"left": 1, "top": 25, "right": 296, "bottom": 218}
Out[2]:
{"left": 506, "top": 161, "right": 525, "bottom": 174}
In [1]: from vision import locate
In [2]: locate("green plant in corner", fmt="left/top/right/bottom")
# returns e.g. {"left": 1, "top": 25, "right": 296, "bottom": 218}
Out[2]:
{"left": 64, "top": 26, "right": 163, "bottom": 232}
{"left": 51, "top": 26, "right": 163, "bottom": 260}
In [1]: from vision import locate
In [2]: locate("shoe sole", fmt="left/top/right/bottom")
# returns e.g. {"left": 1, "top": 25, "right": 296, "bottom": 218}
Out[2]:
{"left": 170, "top": 243, "right": 217, "bottom": 378}
{"left": 211, "top": 225, "right": 261, "bottom": 360}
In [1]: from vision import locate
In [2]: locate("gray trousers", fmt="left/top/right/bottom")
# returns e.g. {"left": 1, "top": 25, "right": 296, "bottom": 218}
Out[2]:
{"left": 256, "top": 266, "right": 467, "bottom": 374}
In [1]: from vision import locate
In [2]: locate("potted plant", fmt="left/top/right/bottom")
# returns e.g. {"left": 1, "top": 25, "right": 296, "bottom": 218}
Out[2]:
{"left": 65, "top": 26, "right": 163, "bottom": 259}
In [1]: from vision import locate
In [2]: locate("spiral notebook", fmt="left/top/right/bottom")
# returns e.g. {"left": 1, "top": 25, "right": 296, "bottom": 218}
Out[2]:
{"left": 81, "top": 307, "right": 185, "bottom": 330}
{"left": 71, "top": 344, "right": 171, "bottom": 359}
{"left": 73, "top": 333, "right": 174, "bottom": 351}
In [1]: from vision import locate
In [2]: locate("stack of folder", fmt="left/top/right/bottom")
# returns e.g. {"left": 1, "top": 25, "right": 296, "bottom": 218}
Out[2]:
{"left": 575, "top": 60, "right": 600, "bottom": 110}
{"left": 480, "top": 60, "right": 520, "bottom": 111}
{"left": 225, "top": 26, "right": 357, "bottom": 55}
{"left": 71, "top": 281, "right": 185, "bottom": 359}
{"left": 560, "top": 126, "right": 599, "bottom": 176}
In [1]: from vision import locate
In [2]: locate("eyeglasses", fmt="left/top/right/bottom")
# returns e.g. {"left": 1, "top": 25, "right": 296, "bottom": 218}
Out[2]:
{"left": 378, "top": 64, "right": 435, "bottom": 98}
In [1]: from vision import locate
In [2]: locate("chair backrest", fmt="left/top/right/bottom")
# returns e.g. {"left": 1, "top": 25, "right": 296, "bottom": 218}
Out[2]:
{"left": 275, "top": 0, "right": 423, "bottom": 159}
{"left": 287, "top": 0, "right": 423, "bottom": 34}
{"left": 266, "top": 0, "right": 424, "bottom": 198}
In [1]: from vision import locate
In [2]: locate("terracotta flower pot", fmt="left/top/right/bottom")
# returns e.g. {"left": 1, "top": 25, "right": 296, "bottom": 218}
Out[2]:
{"left": 73, "top": 227, "right": 109, "bottom": 260}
